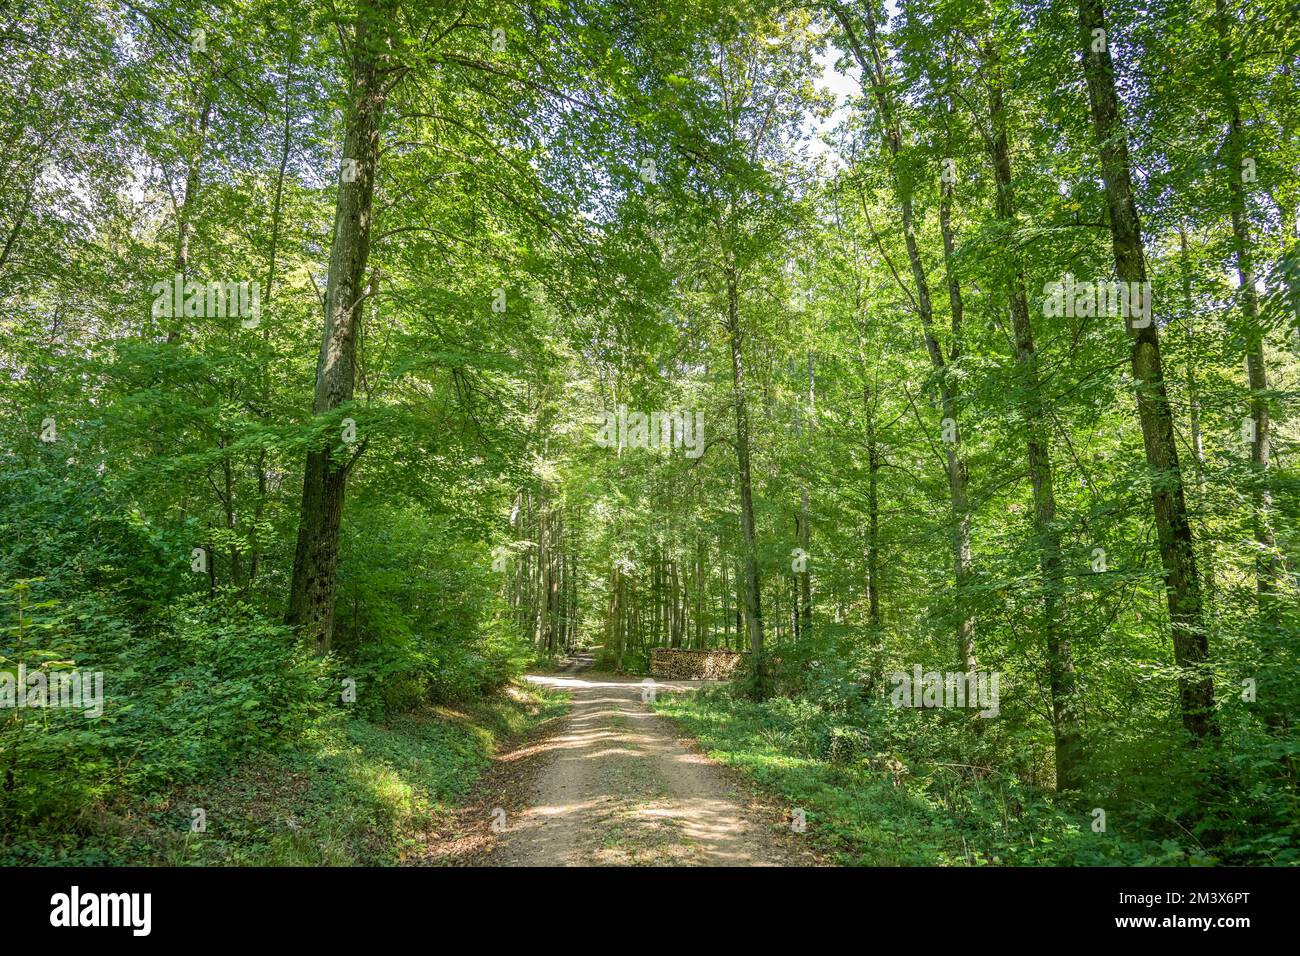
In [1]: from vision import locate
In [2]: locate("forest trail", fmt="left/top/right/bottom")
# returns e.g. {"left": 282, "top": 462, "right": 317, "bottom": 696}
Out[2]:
{"left": 432, "top": 660, "right": 821, "bottom": 867}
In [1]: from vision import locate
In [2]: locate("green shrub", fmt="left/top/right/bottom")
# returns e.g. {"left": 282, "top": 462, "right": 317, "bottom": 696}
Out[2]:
{"left": 328, "top": 503, "right": 530, "bottom": 716}
{"left": 0, "top": 584, "right": 329, "bottom": 826}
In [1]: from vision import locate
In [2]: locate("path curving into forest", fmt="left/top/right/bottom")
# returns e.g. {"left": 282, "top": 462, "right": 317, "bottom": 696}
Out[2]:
{"left": 431, "top": 662, "right": 822, "bottom": 867}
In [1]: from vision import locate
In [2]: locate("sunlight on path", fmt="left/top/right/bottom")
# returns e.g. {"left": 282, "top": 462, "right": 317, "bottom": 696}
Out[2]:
{"left": 486, "top": 672, "right": 818, "bottom": 867}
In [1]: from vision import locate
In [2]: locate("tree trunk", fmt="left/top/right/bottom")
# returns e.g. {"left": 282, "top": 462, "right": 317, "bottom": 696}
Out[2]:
{"left": 865, "top": 385, "right": 881, "bottom": 633}
{"left": 936, "top": 176, "right": 976, "bottom": 674}
{"left": 836, "top": 1, "right": 976, "bottom": 672}
{"left": 1214, "top": 0, "right": 1277, "bottom": 598}
{"left": 695, "top": 538, "right": 706, "bottom": 649}
{"left": 865, "top": 386, "right": 883, "bottom": 693}
{"left": 249, "top": 53, "right": 295, "bottom": 590}
{"left": 165, "top": 93, "right": 212, "bottom": 344}
{"left": 726, "top": 265, "right": 766, "bottom": 698}
{"left": 721, "top": 556, "right": 730, "bottom": 650}
{"left": 1179, "top": 223, "right": 1217, "bottom": 613}
{"left": 986, "top": 42, "right": 1082, "bottom": 789}
{"left": 1079, "top": 0, "right": 1216, "bottom": 740}
{"left": 285, "top": 0, "right": 390, "bottom": 653}
{"left": 798, "top": 354, "right": 813, "bottom": 639}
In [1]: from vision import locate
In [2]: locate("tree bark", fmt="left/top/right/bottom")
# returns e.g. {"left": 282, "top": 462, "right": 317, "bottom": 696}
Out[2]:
{"left": 165, "top": 92, "right": 212, "bottom": 344}
{"left": 725, "top": 264, "right": 766, "bottom": 698}
{"left": 986, "top": 42, "right": 1082, "bottom": 789}
{"left": 835, "top": 1, "right": 976, "bottom": 672}
{"left": 865, "top": 385, "right": 881, "bottom": 634}
{"left": 936, "top": 175, "right": 976, "bottom": 675}
{"left": 1213, "top": 0, "right": 1277, "bottom": 598}
{"left": 285, "top": 0, "right": 390, "bottom": 653}
{"left": 1179, "top": 223, "right": 1217, "bottom": 613}
{"left": 1079, "top": 0, "right": 1216, "bottom": 739}
{"left": 798, "top": 354, "right": 813, "bottom": 639}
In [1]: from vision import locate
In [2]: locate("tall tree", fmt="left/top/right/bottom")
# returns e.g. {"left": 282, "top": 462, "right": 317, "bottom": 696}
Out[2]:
{"left": 983, "top": 37, "right": 1081, "bottom": 789}
{"left": 286, "top": 0, "right": 395, "bottom": 652}
{"left": 1212, "top": 0, "right": 1277, "bottom": 599}
{"left": 832, "top": 0, "right": 977, "bottom": 672}
{"left": 1078, "top": 0, "right": 1217, "bottom": 740}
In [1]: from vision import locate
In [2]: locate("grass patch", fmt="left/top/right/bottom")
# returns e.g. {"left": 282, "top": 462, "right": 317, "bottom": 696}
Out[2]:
{"left": 1, "top": 681, "right": 568, "bottom": 866}
{"left": 652, "top": 687, "right": 1203, "bottom": 866}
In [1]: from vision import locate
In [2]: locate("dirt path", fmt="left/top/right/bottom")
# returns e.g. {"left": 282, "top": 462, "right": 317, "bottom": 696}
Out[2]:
{"left": 427, "top": 667, "right": 821, "bottom": 867}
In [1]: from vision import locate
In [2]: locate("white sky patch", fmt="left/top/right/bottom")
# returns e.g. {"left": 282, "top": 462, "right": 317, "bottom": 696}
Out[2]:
{"left": 804, "top": 40, "right": 859, "bottom": 170}
{"left": 804, "top": 1, "right": 899, "bottom": 169}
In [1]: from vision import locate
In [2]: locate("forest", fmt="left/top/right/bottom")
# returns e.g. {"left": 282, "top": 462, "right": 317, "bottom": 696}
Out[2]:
{"left": 0, "top": 0, "right": 1297, "bottom": 869}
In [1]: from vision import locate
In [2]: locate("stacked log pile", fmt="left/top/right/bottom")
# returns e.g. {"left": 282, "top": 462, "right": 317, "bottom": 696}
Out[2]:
{"left": 649, "top": 648, "right": 746, "bottom": 680}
